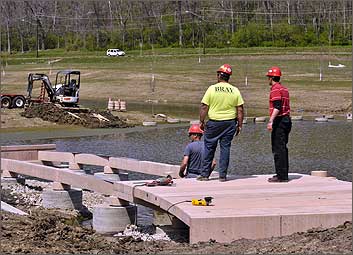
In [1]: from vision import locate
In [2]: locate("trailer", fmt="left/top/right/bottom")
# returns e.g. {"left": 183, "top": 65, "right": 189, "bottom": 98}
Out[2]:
{"left": 0, "top": 94, "right": 26, "bottom": 109}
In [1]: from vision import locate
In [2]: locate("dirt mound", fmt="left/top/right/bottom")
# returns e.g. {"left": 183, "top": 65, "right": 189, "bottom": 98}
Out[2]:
{"left": 21, "top": 103, "right": 131, "bottom": 128}
{"left": 1, "top": 208, "right": 351, "bottom": 254}
{"left": 1, "top": 187, "right": 351, "bottom": 254}
{"left": 1, "top": 209, "right": 122, "bottom": 254}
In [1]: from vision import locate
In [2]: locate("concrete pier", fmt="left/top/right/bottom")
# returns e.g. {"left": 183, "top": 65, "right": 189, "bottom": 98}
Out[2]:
{"left": 42, "top": 188, "right": 83, "bottom": 210}
{"left": 93, "top": 204, "right": 137, "bottom": 233}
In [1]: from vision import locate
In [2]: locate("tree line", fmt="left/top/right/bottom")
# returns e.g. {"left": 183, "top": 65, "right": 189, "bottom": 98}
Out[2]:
{"left": 0, "top": 0, "right": 352, "bottom": 54}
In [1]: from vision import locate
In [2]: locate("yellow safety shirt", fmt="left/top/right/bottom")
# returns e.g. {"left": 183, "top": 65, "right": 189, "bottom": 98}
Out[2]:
{"left": 201, "top": 82, "right": 244, "bottom": 121}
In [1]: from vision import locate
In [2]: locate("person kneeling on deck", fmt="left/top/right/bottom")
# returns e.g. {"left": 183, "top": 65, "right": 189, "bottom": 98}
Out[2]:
{"left": 179, "top": 124, "right": 216, "bottom": 178}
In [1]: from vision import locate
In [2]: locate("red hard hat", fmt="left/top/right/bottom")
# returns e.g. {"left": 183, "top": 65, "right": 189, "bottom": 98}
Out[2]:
{"left": 217, "top": 64, "right": 232, "bottom": 75}
{"left": 188, "top": 124, "right": 203, "bottom": 134}
{"left": 266, "top": 66, "right": 282, "bottom": 77}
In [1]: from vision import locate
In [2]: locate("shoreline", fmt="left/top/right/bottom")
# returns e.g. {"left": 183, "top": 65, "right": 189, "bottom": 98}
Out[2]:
{"left": 1, "top": 107, "right": 350, "bottom": 132}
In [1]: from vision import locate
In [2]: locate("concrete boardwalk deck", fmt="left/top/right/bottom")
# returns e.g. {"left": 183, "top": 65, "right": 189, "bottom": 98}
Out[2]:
{"left": 1, "top": 145, "right": 351, "bottom": 244}
{"left": 116, "top": 173, "right": 352, "bottom": 243}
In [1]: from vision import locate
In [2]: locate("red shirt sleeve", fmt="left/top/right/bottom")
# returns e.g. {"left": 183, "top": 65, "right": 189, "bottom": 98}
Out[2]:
{"left": 270, "top": 85, "right": 282, "bottom": 102}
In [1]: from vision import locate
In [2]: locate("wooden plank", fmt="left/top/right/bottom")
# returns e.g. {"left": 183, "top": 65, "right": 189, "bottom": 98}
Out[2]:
{"left": 139, "top": 161, "right": 179, "bottom": 178}
{"left": 109, "top": 157, "right": 140, "bottom": 171}
{"left": 74, "top": 153, "right": 109, "bottom": 166}
{"left": 1, "top": 158, "right": 115, "bottom": 195}
{"left": 1, "top": 151, "right": 38, "bottom": 161}
{"left": 109, "top": 157, "right": 180, "bottom": 178}
{"left": 0, "top": 144, "right": 56, "bottom": 152}
{"left": 38, "top": 151, "right": 75, "bottom": 163}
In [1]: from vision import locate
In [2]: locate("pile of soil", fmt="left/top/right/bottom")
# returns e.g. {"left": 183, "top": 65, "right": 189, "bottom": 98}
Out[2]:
{"left": 1, "top": 207, "right": 351, "bottom": 254}
{"left": 1, "top": 183, "right": 351, "bottom": 255}
{"left": 21, "top": 103, "right": 131, "bottom": 128}
{"left": 1, "top": 209, "right": 128, "bottom": 254}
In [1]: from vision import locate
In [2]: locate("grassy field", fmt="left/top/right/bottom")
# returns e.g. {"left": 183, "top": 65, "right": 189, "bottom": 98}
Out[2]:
{"left": 1, "top": 46, "right": 351, "bottom": 117}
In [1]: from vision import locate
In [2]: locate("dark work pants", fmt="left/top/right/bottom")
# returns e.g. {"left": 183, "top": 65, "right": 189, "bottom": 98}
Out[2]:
{"left": 201, "top": 119, "right": 237, "bottom": 178}
{"left": 271, "top": 115, "right": 292, "bottom": 180}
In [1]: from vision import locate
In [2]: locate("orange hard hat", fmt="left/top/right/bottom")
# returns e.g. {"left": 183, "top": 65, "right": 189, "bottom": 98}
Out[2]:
{"left": 217, "top": 64, "right": 232, "bottom": 75}
{"left": 188, "top": 124, "right": 203, "bottom": 134}
{"left": 266, "top": 66, "right": 282, "bottom": 77}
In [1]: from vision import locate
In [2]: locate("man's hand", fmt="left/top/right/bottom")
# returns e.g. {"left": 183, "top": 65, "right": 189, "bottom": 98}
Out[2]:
{"left": 179, "top": 171, "right": 186, "bottom": 178}
{"left": 267, "top": 121, "right": 273, "bottom": 131}
{"left": 235, "top": 126, "right": 242, "bottom": 136}
{"left": 179, "top": 156, "right": 188, "bottom": 178}
{"left": 199, "top": 103, "right": 208, "bottom": 131}
{"left": 200, "top": 121, "right": 205, "bottom": 131}
{"left": 268, "top": 108, "right": 279, "bottom": 132}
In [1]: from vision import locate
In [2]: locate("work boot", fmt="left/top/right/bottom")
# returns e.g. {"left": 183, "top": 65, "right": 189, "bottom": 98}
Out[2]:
{"left": 219, "top": 177, "right": 227, "bottom": 182}
{"left": 196, "top": 176, "right": 209, "bottom": 181}
{"left": 268, "top": 176, "right": 288, "bottom": 183}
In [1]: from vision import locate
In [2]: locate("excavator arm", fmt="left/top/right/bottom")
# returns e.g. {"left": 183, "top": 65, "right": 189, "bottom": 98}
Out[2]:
{"left": 27, "top": 73, "right": 56, "bottom": 102}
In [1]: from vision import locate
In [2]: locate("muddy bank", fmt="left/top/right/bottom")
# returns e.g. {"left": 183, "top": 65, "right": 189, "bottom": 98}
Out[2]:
{"left": 20, "top": 103, "right": 131, "bottom": 128}
{"left": 1, "top": 183, "right": 352, "bottom": 255}
{"left": 1, "top": 207, "right": 351, "bottom": 254}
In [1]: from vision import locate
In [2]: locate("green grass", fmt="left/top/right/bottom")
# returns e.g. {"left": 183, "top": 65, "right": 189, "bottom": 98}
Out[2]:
{"left": 2, "top": 45, "right": 351, "bottom": 59}
{"left": 1, "top": 46, "right": 351, "bottom": 117}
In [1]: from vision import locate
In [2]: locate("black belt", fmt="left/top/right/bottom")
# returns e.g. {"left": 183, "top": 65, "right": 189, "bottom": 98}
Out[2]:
{"left": 209, "top": 118, "right": 236, "bottom": 122}
{"left": 275, "top": 115, "right": 290, "bottom": 119}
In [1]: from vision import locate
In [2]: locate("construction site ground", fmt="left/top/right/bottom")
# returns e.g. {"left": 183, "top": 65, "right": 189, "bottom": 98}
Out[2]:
{"left": 1, "top": 185, "right": 351, "bottom": 254}
{"left": 1, "top": 107, "right": 157, "bottom": 130}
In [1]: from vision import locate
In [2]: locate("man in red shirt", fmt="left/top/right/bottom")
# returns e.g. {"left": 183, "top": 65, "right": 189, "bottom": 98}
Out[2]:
{"left": 266, "top": 66, "right": 292, "bottom": 182}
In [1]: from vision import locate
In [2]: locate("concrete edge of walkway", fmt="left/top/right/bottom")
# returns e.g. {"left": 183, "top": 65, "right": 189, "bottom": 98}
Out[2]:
{"left": 1, "top": 201, "right": 28, "bottom": 215}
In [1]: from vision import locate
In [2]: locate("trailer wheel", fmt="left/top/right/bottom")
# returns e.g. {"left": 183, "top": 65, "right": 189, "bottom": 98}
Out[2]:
{"left": 1, "top": 96, "right": 12, "bottom": 108}
{"left": 12, "top": 96, "right": 26, "bottom": 108}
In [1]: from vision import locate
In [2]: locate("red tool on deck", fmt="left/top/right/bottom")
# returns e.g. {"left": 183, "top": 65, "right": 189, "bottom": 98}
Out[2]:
{"left": 145, "top": 175, "right": 173, "bottom": 187}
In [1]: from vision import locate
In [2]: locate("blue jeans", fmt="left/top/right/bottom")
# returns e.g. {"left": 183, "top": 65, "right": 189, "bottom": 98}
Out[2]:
{"left": 201, "top": 119, "right": 237, "bottom": 178}
{"left": 186, "top": 173, "right": 198, "bottom": 178}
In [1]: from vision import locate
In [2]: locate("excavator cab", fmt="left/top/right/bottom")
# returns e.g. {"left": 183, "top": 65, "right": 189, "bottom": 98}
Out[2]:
{"left": 54, "top": 70, "right": 80, "bottom": 106}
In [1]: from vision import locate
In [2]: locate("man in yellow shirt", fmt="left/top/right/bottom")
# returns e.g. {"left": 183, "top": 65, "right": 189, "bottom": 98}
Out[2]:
{"left": 198, "top": 64, "right": 244, "bottom": 182}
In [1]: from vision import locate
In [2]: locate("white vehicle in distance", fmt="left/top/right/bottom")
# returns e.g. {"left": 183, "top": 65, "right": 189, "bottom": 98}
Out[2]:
{"left": 106, "top": 49, "right": 125, "bottom": 57}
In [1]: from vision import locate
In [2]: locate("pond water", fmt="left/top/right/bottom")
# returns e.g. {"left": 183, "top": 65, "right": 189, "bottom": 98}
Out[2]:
{"left": 2, "top": 120, "right": 351, "bottom": 181}
{"left": 2, "top": 120, "right": 351, "bottom": 225}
